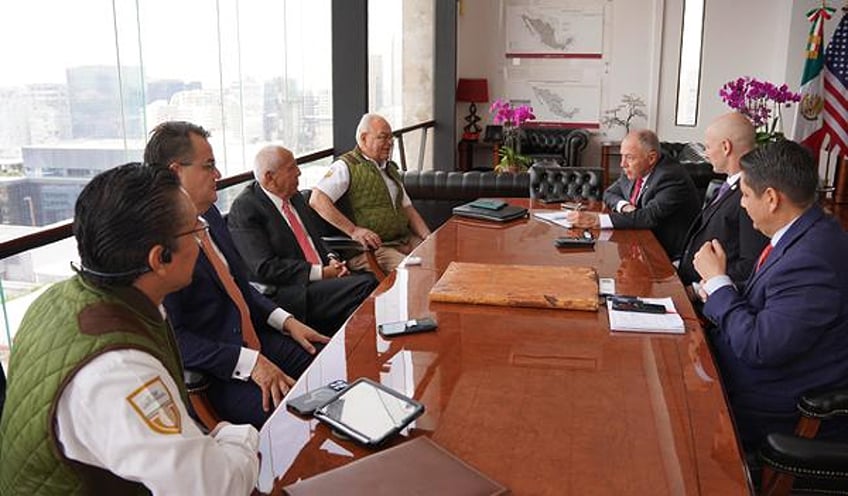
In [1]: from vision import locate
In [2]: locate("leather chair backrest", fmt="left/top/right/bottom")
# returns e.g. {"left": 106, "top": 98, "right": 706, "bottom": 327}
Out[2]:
{"left": 529, "top": 164, "right": 603, "bottom": 202}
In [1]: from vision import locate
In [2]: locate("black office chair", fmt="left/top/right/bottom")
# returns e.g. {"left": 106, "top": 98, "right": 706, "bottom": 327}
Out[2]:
{"left": 529, "top": 163, "right": 603, "bottom": 202}
{"left": 184, "top": 369, "right": 220, "bottom": 432}
{"left": 758, "top": 389, "right": 848, "bottom": 495}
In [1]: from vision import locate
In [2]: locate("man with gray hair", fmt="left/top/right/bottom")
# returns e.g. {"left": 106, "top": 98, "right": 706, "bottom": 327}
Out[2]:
{"left": 309, "top": 113, "right": 431, "bottom": 274}
{"left": 228, "top": 145, "right": 378, "bottom": 336}
{"left": 567, "top": 129, "right": 700, "bottom": 259}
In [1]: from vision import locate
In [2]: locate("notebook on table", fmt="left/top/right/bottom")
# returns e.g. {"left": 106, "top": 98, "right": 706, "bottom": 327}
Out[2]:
{"left": 452, "top": 200, "right": 528, "bottom": 222}
{"left": 283, "top": 436, "right": 509, "bottom": 495}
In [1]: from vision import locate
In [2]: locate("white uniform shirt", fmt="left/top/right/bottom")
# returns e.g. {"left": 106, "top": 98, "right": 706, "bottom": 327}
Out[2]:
{"left": 56, "top": 348, "right": 259, "bottom": 496}
{"left": 315, "top": 157, "right": 412, "bottom": 208}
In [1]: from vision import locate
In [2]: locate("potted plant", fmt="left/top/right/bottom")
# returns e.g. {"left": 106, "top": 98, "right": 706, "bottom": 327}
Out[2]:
{"left": 490, "top": 99, "right": 535, "bottom": 174}
{"left": 719, "top": 77, "right": 802, "bottom": 143}
{"left": 601, "top": 94, "right": 647, "bottom": 134}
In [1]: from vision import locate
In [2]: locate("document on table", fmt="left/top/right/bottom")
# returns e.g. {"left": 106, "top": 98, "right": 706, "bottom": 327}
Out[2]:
{"left": 532, "top": 211, "right": 573, "bottom": 229}
{"left": 606, "top": 297, "right": 685, "bottom": 334}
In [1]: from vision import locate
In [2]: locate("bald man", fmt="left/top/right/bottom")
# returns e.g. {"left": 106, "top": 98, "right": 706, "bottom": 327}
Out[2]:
{"left": 677, "top": 112, "right": 768, "bottom": 287}
{"left": 227, "top": 146, "right": 378, "bottom": 337}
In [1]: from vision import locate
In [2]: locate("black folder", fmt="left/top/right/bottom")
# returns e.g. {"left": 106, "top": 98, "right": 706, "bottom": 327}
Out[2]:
{"left": 452, "top": 201, "right": 528, "bottom": 222}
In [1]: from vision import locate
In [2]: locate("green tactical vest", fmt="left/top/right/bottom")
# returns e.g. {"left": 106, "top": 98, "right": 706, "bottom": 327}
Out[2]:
{"left": 0, "top": 276, "right": 189, "bottom": 496}
{"left": 339, "top": 148, "right": 410, "bottom": 242}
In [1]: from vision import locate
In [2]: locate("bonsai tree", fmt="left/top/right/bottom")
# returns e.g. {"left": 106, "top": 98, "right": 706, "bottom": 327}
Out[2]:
{"left": 601, "top": 94, "right": 647, "bottom": 133}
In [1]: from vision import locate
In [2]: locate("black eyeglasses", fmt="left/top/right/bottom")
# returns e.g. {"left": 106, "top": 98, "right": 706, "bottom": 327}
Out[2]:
{"left": 178, "top": 159, "right": 218, "bottom": 173}
{"left": 174, "top": 217, "right": 209, "bottom": 244}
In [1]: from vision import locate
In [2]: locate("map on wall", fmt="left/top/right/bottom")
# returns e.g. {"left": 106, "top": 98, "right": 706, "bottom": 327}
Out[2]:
{"left": 506, "top": 60, "right": 602, "bottom": 127}
{"left": 505, "top": 2, "right": 604, "bottom": 58}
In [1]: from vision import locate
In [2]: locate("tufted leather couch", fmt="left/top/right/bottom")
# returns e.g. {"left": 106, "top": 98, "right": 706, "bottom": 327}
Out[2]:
{"left": 401, "top": 170, "right": 529, "bottom": 228}
{"left": 529, "top": 164, "right": 603, "bottom": 203}
{"left": 521, "top": 127, "right": 590, "bottom": 167}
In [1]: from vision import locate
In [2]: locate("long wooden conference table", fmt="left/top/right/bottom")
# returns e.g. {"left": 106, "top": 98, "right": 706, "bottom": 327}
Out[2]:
{"left": 256, "top": 199, "right": 751, "bottom": 495}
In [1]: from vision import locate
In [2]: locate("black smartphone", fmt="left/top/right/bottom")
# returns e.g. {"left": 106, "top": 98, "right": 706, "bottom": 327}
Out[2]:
{"left": 378, "top": 317, "right": 438, "bottom": 337}
{"left": 286, "top": 379, "right": 349, "bottom": 416}
{"left": 555, "top": 230, "right": 595, "bottom": 248}
{"left": 610, "top": 299, "right": 667, "bottom": 314}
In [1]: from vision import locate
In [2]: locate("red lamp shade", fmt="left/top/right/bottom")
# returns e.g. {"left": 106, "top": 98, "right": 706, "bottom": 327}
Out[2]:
{"left": 456, "top": 78, "right": 489, "bottom": 103}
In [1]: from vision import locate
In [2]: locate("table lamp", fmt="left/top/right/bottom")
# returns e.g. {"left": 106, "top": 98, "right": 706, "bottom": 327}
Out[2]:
{"left": 456, "top": 78, "right": 489, "bottom": 141}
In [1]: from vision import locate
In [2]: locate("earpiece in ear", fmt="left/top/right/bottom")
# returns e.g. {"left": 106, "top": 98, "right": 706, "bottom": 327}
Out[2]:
{"left": 160, "top": 248, "right": 172, "bottom": 264}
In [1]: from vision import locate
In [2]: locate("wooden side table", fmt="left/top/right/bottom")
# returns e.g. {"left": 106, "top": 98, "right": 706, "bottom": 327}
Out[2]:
{"left": 600, "top": 141, "right": 621, "bottom": 188}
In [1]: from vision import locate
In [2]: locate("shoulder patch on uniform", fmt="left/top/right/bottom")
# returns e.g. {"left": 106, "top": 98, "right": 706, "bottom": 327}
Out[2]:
{"left": 126, "top": 376, "right": 182, "bottom": 435}
{"left": 323, "top": 168, "right": 334, "bottom": 178}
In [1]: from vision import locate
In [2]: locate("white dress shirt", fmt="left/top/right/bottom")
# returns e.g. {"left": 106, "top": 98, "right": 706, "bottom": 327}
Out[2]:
{"left": 315, "top": 155, "right": 412, "bottom": 207}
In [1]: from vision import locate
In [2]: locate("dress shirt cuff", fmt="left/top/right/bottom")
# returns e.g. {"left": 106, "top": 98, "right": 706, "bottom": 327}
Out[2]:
{"left": 232, "top": 348, "right": 259, "bottom": 381}
{"left": 615, "top": 200, "right": 629, "bottom": 213}
{"left": 309, "top": 264, "right": 323, "bottom": 281}
{"left": 599, "top": 214, "right": 614, "bottom": 229}
{"left": 268, "top": 307, "right": 292, "bottom": 331}
{"left": 703, "top": 275, "right": 733, "bottom": 296}
{"left": 210, "top": 422, "right": 260, "bottom": 451}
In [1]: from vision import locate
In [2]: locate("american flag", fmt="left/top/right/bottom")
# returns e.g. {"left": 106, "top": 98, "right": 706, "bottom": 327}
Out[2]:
{"left": 823, "top": 12, "right": 848, "bottom": 155}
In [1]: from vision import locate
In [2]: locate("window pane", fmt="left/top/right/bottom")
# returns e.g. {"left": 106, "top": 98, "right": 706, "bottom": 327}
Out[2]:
{"left": 368, "top": 0, "right": 434, "bottom": 169}
{"left": 675, "top": 0, "right": 705, "bottom": 126}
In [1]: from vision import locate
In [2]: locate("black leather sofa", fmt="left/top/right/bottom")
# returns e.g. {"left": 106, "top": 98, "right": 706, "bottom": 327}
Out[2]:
{"left": 401, "top": 166, "right": 603, "bottom": 229}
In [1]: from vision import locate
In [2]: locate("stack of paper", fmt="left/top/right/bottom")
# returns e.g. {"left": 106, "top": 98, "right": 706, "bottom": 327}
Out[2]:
{"left": 532, "top": 211, "right": 573, "bottom": 229}
{"left": 606, "top": 297, "right": 685, "bottom": 334}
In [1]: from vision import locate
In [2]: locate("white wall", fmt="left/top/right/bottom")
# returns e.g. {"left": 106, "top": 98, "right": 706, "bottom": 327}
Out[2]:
{"left": 457, "top": 0, "right": 831, "bottom": 163}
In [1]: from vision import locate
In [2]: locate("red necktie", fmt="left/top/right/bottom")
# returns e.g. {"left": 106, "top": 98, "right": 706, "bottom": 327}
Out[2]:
{"left": 281, "top": 201, "right": 321, "bottom": 265}
{"left": 198, "top": 230, "right": 261, "bottom": 350}
{"left": 756, "top": 244, "right": 773, "bottom": 272}
{"left": 629, "top": 176, "right": 643, "bottom": 205}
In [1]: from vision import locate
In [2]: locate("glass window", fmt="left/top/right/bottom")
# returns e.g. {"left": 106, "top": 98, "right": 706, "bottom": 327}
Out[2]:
{"left": 0, "top": 0, "right": 333, "bottom": 357}
{"left": 368, "top": 0, "right": 434, "bottom": 170}
{"left": 675, "top": 0, "right": 705, "bottom": 126}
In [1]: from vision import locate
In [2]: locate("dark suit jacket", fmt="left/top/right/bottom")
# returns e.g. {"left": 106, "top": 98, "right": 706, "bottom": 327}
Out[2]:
{"left": 677, "top": 183, "right": 768, "bottom": 285}
{"left": 227, "top": 182, "right": 332, "bottom": 318}
{"left": 603, "top": 154, "right": 700, "bottom": 259}
{"left": 164, "top": 205, "right": 277, "bottom": 380}
{"left": 703, "top": 206, "right": 848, "bottom": 423}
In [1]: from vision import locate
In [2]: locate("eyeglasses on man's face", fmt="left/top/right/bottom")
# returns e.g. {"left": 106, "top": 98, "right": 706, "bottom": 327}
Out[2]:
{"left": 178, "top": 159, "right": 218, "bottom": 173}
{"left": 370, "top": 132, "right": 394, "bottom": 143}
{"left": 174, "top": 216, "right": 209, "bottom": 245}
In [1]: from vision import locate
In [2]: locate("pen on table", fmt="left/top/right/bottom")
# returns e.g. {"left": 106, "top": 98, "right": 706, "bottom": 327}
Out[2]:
{"left": 561, "top": 202, "right": 584, "bottom": 212}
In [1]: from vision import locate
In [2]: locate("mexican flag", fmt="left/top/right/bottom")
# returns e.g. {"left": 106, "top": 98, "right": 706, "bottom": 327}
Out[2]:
{"left": 791, "top": 6, "right": 834, "bottom": 151}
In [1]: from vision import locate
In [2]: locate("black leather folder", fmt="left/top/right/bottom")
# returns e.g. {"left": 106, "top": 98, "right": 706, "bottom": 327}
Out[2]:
{"left": 452, "top": 201, "right": 528, "bottom": 222}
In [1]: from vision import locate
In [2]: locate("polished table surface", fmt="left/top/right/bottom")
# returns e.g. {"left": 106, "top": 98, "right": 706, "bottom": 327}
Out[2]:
{"left": 257, "top": 199, "right": 751, "bottom": 495}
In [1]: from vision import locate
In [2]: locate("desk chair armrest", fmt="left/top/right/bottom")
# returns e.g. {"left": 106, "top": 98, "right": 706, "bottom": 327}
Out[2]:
{"left": 184, "top": 369, "right": 220, "bottom": 431}
{"left": 321, "top": 236, "right": 386, "bottom": 281}
{"left": 760, "top": 433, "right": 848, "bottom": 479}
{"left": 799, "top": 389, "right": 848, "bottom": 419}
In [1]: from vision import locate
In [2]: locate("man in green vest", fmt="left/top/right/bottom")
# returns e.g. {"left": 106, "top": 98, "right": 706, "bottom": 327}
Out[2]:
{"left": 310, "top": 113, "right": 431, "bottom": 274}
{"left": 0, "top": 164, "right": 260, "bottom": 495}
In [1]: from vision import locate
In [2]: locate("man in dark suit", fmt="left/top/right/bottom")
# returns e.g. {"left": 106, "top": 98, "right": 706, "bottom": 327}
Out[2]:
{"left": 227, "top": 146, "right": 378, "bottom": 336}
{"left": 694, "top": 140, "right": 848, "bottom": 452}
{"left": 144, "top": 121, "right": 329, "bottom": 428}
{"left": 567, "top": 129, "right": 700, "bottom": 258}
{"left": 677, "top": 112, "right": 768, "bottom": 287}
